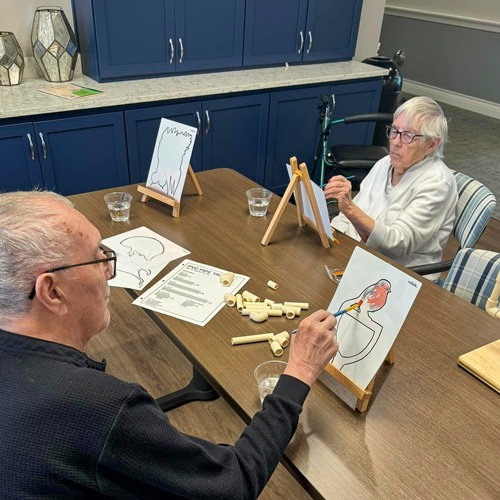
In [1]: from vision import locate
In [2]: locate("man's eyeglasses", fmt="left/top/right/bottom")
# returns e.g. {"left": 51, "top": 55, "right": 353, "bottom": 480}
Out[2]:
{"left": 28, "top": 247, "right": 117, "bottom": 300}
{"left": 386, "top": 125, "right": 425, "bottom": 145}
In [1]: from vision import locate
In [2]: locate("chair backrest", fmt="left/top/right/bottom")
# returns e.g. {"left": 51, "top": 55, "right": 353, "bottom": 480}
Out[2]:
{"left": 443, "top": 249, "right": 500, "bottom": 311}
{"left": 452, "top": 171, "right": 496, "bottom": 248}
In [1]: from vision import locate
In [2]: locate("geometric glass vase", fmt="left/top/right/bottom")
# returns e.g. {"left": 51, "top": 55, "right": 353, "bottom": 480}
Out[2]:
{"left": 31, "top": 6, "right": 79, "bottom": 82}
{"left": 0, "top": 31, "right": 25, "bottom": 86}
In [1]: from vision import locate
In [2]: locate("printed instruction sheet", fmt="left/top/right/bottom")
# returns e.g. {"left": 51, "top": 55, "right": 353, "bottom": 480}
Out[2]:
{"left": 133, "top": 259, "right": 249, "bottom": 326}
{"left": 102, "top": 226, "right": 190, "bottom": 290}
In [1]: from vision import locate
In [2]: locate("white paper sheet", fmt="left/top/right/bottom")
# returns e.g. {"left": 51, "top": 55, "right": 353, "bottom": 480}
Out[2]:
{"left": 286, "top": 163, "right": 332, "bottom": 240}
{"left": 102, "top": 227, "right": 190, "bottom": 290}
{"left": 133, "top": 260, "right": 249, "bottom": 326}
{"left": 327, "top": 246, "right": 422, "bottom": 390}
{"left": 146, "top": 118, "right": 197, "bottom": 202}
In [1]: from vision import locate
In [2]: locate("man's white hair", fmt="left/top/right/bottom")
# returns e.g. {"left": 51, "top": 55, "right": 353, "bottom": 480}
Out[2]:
{"left": 0, "top": 191, "right": 75, "bottom": 322}
{"left": 394, "top": 96, "right": 448, "bottom": 159}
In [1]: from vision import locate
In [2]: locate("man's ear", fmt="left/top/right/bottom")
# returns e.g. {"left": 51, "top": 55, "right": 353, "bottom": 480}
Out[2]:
{"left": 34, "top": 274, "right": 69, "bottom": 316}
{"left": 425, "top": 136, "right": 441, "bottom": 156}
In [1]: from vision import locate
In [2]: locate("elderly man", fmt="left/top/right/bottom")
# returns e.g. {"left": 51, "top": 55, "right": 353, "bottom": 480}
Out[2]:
{"left": 0, "top": 191, "right": 338, "bottom": 499}
{"left": 325, "top": 96, "right": 457, "bottom": 281}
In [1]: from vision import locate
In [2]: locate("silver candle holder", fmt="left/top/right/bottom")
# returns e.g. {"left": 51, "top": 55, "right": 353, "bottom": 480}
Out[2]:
{"left": 31, "top": 6, "right": 79, "bottom": 82}
{"left": 0, "top": 32, "right": 25, "bottom": 86}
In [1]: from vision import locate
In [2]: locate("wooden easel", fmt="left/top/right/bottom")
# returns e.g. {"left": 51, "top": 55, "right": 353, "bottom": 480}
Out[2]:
{"left": 323, "top": 347, "right": 395, "bottom": 412}
{"left": 137, "top": 164, "right": 202, "bottom": 217}
{"left": 261, "top": 157, "right": 330, "bottom": 248}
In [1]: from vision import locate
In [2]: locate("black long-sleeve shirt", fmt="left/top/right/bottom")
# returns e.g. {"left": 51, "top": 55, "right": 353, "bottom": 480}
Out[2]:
{"left": 0, "top": 328, "right": 309, "bottom": 499}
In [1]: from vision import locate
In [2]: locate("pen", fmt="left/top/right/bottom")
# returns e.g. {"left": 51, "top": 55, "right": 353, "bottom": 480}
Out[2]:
{"left": 319, "top": 175, "right": 355, "bottom": 189}
{"left": 291, "top": 300, "right": 363, "bottom": 335}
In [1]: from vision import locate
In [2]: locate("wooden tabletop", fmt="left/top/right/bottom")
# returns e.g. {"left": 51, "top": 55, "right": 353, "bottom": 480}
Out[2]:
{"left": 72, "top": 169, "right": 500, "bottom": 500}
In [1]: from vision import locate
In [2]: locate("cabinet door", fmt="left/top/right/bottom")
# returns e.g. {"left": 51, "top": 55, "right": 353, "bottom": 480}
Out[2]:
{"left": 243, "top": 0, "right": 308, "bottom": 66}
{"left": 303, "top": 0, "right": 363, "bottom": 62}
{"left": 0, "top": 123, "right": 44, "bottom": 191}
{"left": 265, "top": 86, "right": 329, "bottom": 194}
{"left": 328, "top": 80, "right": 383, "bottom": 147}
{"left": 175, "top": 0, "right": 244, "bottom": 72}
{"left": 94, "top": 0, "right": 175, "bottom": 79}
{"left": 202, "top": 95, "right": 269, "bottom": 183}
{"left": 125, "top": 102, "right": 203, "bottom": 183}
{"left": 35, "top": 113, "right": 129, "bottom": 196}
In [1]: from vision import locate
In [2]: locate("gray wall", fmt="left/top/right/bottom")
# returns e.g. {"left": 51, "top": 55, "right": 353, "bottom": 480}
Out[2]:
{"left": 379, "top": 14, "right": 500, "bottom": 104}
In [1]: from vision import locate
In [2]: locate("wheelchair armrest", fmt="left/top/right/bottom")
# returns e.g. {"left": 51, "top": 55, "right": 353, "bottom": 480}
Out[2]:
{"left": 408, "top": 259, "right": 454, "bottom": 276}
{"left": 343, "top": 113, "right": 394, "bottom": 125}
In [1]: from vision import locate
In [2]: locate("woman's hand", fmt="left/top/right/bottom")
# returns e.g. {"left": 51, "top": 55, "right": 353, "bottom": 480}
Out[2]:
{"left": 323, "top": 176, "right": 354, "bottom": 213}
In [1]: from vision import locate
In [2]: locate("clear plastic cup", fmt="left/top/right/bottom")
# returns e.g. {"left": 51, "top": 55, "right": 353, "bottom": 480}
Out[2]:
{"left": 246, "top": 188, "right": 273, "bottom": 217}
{"left": 254, "top": 360, "right": 287, "bottom": 403}
{"left": 104, "top": 192, "right": 132, "bottom": 222}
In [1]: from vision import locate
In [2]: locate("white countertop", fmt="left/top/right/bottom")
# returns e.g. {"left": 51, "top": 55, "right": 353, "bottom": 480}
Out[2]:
{"left": 0, "top": 60, "right": 387, "bottom": 120}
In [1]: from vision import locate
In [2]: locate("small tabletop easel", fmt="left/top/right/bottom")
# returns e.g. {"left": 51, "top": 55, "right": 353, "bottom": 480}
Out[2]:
{"left": 262, "top": 157, "right": 330, "bottom": 248}
{"left": 137, "top": 164, "right": 202, "bottom": 217}
{"left": 323, "top": 347, "right": 395, "bottom": 412}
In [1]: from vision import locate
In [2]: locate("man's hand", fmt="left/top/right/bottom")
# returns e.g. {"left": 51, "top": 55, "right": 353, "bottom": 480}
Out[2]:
{"left": 323, "top": 176, "right": 353, "bottom": 214}
{"left": 284, "top": 310, "right": 338, "bottom": 387}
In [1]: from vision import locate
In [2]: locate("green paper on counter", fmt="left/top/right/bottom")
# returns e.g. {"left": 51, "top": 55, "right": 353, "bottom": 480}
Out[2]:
{"left": 72, "top": 88, "right": 103, "bottom": 97}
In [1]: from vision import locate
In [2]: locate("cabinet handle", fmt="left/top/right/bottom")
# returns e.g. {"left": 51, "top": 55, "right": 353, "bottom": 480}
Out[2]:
{"left": 39, "top": 132, "right": 47, "bottom": 159}
{"left": 169, "top": 38, "right": 174, "bottom": 64}
{"left": 307, "top": 31, "right": 313, "bottom": 54}
{"left": 298, "top": 31, "right": 304, "bottom": 54}
{"left": 205, "top": 110, "right": 210, "bottom": 135}
{"left": 179, "top": 38, "right": 184, "bottom": 64}
{"left": 27, "top": 133, "right": 35, "bottom": 160}
{"left": 196, "top": 111, "right": 201, "bottom": 135}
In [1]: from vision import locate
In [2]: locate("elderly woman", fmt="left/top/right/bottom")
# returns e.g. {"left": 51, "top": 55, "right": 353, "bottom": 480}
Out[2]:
{"left": 325, "top": 96, "right": 457, "bottom": 281}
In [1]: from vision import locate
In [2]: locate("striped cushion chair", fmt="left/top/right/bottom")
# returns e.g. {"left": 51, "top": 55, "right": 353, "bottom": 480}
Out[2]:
{"left": 443, "top": 248, "right": 500, "bottom": 316}
{"left": 453, "top": 171, "right": 497, "bottom": 248}
{"left": 410, "top": 171, "right": 496, "bottom": 279}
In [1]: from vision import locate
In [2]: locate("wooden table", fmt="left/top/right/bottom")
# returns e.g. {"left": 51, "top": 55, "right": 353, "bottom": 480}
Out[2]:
{"left": 72, "top": 169, "right": 500, "bottom": 500}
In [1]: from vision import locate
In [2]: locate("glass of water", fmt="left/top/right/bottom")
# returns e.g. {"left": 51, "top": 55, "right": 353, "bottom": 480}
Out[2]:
{"left": 246, "top": 188, "right": 273, "bottom": 217}
{"left": 254, "top": 360, "right": 287, "bottom": 403}
{"left": 104, "top": 192, "right": 132, "bottom": 222}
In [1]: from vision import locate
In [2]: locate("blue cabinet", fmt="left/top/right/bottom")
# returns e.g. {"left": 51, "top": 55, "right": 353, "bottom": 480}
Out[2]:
{"left": 126, "top": 103, "right": 203, "bottom": 183}
{"left": 202, "top": 95, "right": 269, "bottom": 183}
{"left": 34, "top": 113, "right": 129, "bottom": 195}
{"left": 91, "top": 0, "right": 176, "bottom": 80}
{"left": 243, "top": 0, "right": 309, "bottom": 66}
{"left": 244, "top": 0, "right": 363, "bottom": 66}
{"left": 0, "top": 123, "right": 44, "bottom": 191}
{"left": 264, "top": 79, "right": 382, "bottom": 193}
{"left": 303, "top": 0, "right": 363, "bottom": 62}
{"left": 125, "top": 94, "right": 269, "bottom": 184}
{"left": 175, "top": 0, "right": 244, "bottom": 72}
{"left": 73, "top": 0, "right": 244, "bottom": 81}
{"left": 265, "top": 86, "right": 329, "bottom": 193}
{"left": 327, "top": 80, "right": 383, "bottom": 147}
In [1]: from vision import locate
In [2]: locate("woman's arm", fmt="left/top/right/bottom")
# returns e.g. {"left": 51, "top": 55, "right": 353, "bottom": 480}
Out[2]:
{"left": 324, "top": 176, "right": 375, "bottom": 242}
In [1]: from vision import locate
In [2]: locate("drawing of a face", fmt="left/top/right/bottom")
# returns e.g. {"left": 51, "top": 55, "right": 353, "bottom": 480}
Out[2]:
{"left": 150, "top": 125, "right": 194, "bottom": 197}
{"left": 120, "top": 236, "right": 165, "bottom": 261}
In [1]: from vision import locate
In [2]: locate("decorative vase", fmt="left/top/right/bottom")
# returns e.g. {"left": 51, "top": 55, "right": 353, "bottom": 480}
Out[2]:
{"left": 31, "top": 6, "right": 79, "bottom": 82}
{"left": 0, "top": 31, "right": 25, "bottom": 86}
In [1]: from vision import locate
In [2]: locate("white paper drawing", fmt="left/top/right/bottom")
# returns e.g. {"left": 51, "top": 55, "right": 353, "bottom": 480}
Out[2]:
{"left": 146, "top": 118, "right": 197, "bottom": 202}
{"left": 133, "top": 259, "right": 250, "bottom": 327}
{"left": 286, "top": 163, "right": 332, "bottom": 240}
{"left": 102, "top": 227, "right": 190, "bottom": 290}
{"left": 327, "top": 247, "right": 421, "bottom": 389}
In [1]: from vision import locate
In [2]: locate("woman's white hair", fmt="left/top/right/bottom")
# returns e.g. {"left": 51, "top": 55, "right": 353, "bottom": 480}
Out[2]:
{"left": 0, "top": 191, "right": 75, "bottom": 322}
{"left": 394, "top": 96, "right": 448, "bottom": 159}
